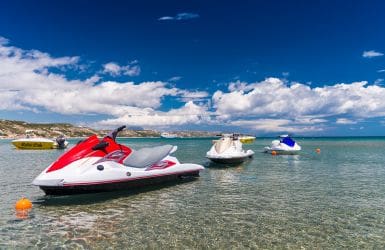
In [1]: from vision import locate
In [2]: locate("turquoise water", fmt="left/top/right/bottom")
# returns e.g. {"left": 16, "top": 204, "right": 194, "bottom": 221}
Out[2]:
{"left": 1, "top": 137, "right": 385, "bottom": 248}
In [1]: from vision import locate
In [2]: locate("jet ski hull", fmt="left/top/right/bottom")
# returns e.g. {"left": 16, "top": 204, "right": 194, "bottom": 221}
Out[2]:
{"left": 38, "top": 170, "right": 200, "bottom": 196}
{"left": 207, "top": 154, "right": 253, "bottom": 164}
{"left": 12, "top": 139, "right": 56, "bottom": 150}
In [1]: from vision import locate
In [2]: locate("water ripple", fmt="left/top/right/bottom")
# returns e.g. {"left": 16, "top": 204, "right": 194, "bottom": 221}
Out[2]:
{"left": 1, "top": 138, "right": 385, "bottom": 248}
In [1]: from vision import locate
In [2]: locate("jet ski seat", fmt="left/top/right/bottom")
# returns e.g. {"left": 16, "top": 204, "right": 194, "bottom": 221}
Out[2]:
{"left": 123, "top": 144, "right": 174, "bottom": 168}
{"left": 281, "top": 137, "right": 295, "bottom": 147}
{"left": 214, "top": 137, "right": 232, "bottom": 154}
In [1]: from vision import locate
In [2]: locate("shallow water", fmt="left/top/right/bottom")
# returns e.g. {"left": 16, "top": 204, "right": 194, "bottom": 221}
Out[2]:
{"left": 1, "top": 137, "right": 385, "bottom": 248}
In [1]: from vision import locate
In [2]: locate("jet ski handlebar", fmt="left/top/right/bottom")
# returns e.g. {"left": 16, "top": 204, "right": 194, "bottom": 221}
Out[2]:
{"left": 91, "top": 125, "right": 126, "bottom": 151}
{"left": 106, "top": 125, "right": 127, "bottom": 141}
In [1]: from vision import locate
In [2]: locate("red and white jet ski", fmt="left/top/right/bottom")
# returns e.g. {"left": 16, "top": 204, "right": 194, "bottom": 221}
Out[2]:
{"left": 33, "top": 126, "right": 204, "bottom": 195}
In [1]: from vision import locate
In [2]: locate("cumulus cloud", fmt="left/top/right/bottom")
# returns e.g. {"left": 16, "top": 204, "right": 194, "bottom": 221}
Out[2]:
{"left": 102, "top": 61, "right": 140, "bottom": 77}
{"left": 158, "top": 12, "right": 199, "bottom": 21}
{"left": 96, "top": 101, "right": 210, "bottom": 128}
{"left": 362, "top": 50, "right": 384, "bottom": 58}
{"left": 231, "top": 119, "right": 325, "bottom": 133}
{"left": 212, "top": 78, "right": 385, "bottom": 131}
{"left": 4, "top": 36, "right": 385, "bottom": 133}
{"left": 0, "top": 38, "right": 208, "bottom": 128}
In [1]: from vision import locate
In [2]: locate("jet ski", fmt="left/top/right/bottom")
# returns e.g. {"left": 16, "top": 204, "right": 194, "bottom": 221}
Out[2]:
{"left": 32, "top": 126, "right": 204, "bottom": 195}
{"left": 12, "top": 135, "right": 68, "bottom": 150}
{"left": 206, "top": 134, "right": 254, "bottom": 164}
{"left": 264, "top": 135, "right": 301, "bottom": 154}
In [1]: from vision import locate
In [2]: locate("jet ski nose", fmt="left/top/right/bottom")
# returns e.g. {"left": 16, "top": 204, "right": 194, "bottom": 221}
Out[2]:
{"left": 32, "top": 178, "right": 64, "bottom": 187}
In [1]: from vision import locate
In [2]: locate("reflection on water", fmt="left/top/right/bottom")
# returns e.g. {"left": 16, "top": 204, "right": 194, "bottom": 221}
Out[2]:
{"left": 2, "top": 137, "right": 385, "bottom": 248}
{"left": 34, "top": 180, "right": 198, "bottom": 207}
{"left": 204, "top": 157, "right": 253, "bottom": 169}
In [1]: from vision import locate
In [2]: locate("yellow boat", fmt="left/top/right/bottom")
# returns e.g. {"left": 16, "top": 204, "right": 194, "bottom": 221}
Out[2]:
{"left": 239, "top": 136, "right": 256, "bottom": 144}
{"left": 12, "top": 137, "right": 68, "bottom": 150}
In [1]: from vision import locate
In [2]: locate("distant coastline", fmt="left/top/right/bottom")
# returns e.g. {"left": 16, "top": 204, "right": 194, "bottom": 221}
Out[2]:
{"left": 0, "top": 119, "right": 218, "bottom": 139}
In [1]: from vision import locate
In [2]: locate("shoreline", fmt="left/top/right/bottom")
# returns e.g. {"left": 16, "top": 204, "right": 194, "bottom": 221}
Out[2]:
{"left": 0, "top": 119, "right": 219, "bottom": 139}
{"left": 0, "top": 135, "right": 220, "bottom": 140}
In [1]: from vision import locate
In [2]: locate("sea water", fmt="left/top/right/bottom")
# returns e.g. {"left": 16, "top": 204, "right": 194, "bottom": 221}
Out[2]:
{"left": 1, "top": 137, "right": 385, "bottom": 248}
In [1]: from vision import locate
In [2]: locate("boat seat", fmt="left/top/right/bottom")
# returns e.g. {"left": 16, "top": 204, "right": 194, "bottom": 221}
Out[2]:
{"left": 214, "top": 137, "right": 233, "bottom": 154}
{"left": 123, "top": 145, "right": 174, "bottom": 168}
{"left": 281, "top": 137, "right": 295, "bottom": 147}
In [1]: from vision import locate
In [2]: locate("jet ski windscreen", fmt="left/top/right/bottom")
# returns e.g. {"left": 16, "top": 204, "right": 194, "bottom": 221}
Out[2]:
{"left": 282, "top": 137, "right": 295, "bottom": 147}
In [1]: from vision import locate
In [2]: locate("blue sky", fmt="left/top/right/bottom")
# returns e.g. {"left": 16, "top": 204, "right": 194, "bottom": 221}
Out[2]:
{"left": 0, "top": 0, "right": 385, "bottom": 135}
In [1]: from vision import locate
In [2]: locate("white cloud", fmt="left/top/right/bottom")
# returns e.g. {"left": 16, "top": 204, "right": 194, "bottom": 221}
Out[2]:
{"left": 168, "top": 76, "right": 182, "bottom": 82}
{"left": 282, "top": 72, "right": 290, "bottom": 77}
{"left": 102, "top": 61, "right": 140, "bottom": 77}
{"left": 362, "top": 50, "right": 384, "bottom": 58}
{"left": 377, "top": 69, "right": 385, "bottom": 73}
{"left": 95, "top": 101, "right": 210, "bottom": 128}
{"left": 213, "top": 78, "right": 385, "bottom": 124}
{"left": 374, "top": 78, "right": 384, "bottom": 85}
{"left": 158, "top": 16, "right": 174, "bottom": 21}
{"left": 176, "top": 13, "right": 199, "bottom": 20}
{"left": 0, "top": 36, "right": 9, "bottom": 45}
{"left": 4, "top": 36, "right": 385, "bottom": 133}
{"left": 177, "top": 90, "right": 209, "bottom": 102}
{"left": 102, "top": 62, "right": 120, "bottom": 76}
{"left": 158, "top": 12, "right": 199, "bottom": 21}
{"left": 0, "top": 38, "right": 208, "bottom": 128}
{"left": 228, "top": 81, "right": 248, "bottom": 92}
{"left": 336, "top": 118, "right": 357, "bottom": 124}
{"left": 231, "top": 119, "right": 325, "bottom": 133}
{"left": 293, "top": 117, "right": 328, "bottom": 124}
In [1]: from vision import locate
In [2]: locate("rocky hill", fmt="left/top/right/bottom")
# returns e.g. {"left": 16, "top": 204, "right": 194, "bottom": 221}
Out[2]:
{"left": 0, "top": 119, "right": 98, "bottom": 138}
{"left": 0, "top": 119, "right": 217, "bottom": 138}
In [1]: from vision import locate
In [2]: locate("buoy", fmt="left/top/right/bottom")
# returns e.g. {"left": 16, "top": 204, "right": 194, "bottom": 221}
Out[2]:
{"left": 316, "top": 148, "right": 321, "bottom": 153}
{"left": 15, "top": 197, "right": 32, "bottom": 210}
{"left": 271, "top": 150, "right": 277, "bottom": 156}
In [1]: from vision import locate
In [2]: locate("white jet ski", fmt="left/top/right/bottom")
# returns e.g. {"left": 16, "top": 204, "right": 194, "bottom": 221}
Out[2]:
{"left": 264, "top": 135, "right": 301, "bottom": 154}
{"left": 33, "top": 126, "right": 204, "bottom": 195}
{"left": 206, "top": 134, "right": 254, "bottom": 164}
